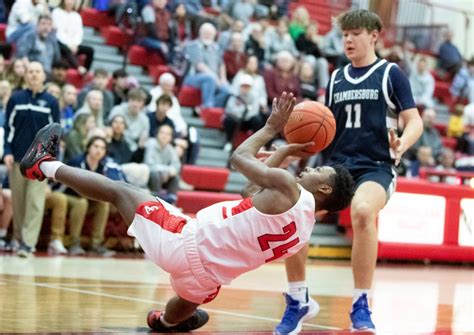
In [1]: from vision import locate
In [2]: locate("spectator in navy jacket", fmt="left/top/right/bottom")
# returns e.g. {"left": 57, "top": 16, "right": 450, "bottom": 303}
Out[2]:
{"left": 438, "top": 30, "right": 463, "bottom": 77}
{"left": 3, "top": 61, "right": 60, "bottom": 257}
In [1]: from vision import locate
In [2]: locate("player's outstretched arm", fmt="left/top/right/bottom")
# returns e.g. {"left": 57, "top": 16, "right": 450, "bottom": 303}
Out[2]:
{"left": 230, "top": 92, "right": 298, "bottom": 193}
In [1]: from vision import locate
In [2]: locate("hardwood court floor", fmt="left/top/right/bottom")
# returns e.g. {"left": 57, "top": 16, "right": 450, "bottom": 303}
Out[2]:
{"left": 0, "top": 255, "right": 472, "bottom": 334}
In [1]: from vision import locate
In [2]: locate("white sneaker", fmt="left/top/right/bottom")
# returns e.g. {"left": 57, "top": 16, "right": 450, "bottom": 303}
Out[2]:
{"left": 48, "top": 240, "right": 68, "bottom": 255}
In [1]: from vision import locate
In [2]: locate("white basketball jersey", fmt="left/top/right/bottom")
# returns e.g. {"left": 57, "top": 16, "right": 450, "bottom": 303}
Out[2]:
{"left": 194, "top": 185, "right": 316, "bottom": 284}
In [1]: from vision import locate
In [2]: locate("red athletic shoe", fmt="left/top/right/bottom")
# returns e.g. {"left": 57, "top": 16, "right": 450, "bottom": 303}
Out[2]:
{"left": 147, "top": 309, "right": 209, "bottom": 332}
{"left": 20, "top": 123, "right": 61, "bottom": 181}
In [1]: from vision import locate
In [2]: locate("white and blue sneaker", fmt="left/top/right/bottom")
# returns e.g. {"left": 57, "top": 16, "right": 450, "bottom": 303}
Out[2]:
{"left": 274, "top": 292, "right": 320, "bottom": 335}
{"left": 350, "top": 293, "right": 375, "bottom": 332}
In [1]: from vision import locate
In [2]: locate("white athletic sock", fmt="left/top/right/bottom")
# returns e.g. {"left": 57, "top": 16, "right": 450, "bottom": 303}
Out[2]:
{"left": 39, "top": 161, "right": 64, "bottom": 179}
{"left": 288, "top": 281, "right": 308, "bottom": 304}
{"left": 0, "top": 228, "right": 6, "bottom": 238}
{"left": 352, "top": 288, "right": 371, "bottom": 306}
{"left": 160, "top": 313, "right": 179, "bottom": 327}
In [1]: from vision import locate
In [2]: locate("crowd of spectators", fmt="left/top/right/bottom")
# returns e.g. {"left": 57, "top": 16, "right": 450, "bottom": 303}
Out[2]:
{"left": 0, "top": 0, "right": 473, "bottom": 257}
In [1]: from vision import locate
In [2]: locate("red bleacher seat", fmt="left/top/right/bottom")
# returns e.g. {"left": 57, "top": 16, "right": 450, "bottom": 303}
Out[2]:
{"left": 434, "top": 123, "right": 447, "bottom": 136}
{"left": 80, "top": 8, "right": 115, "bottom": 28}
{"left": 177, "top": 191, "right": 241, "bottom": 214}
{"left": 147, "top": 64, "right": 171, "bottom": 84}
{"left": 181, "top": 165, "right": 230, "bottom": 191}
{"left": 232, "top": 130, "right": 253, "bottom": 148}
{"left": 434, "top": 81, "right": 453, "bottom": 105}
{"left": 101, "top": 26, "right": 132, "bottom": 47}
{"left": 442, "top": 136, "right": 457, "bottom": 150}
{"left": 178, "top": 86, "right": 202, "bottom": 107}
{"left": 0, "top": 23, "right": 6, "bottom": 42}
{"left": 128, "top": 45, "right": 166, "bottom": 67}
{"left": 66, "top": 69, "right": 93, "bottom": 89}
{"left": 200, "top": 107, "right": 224, "bottom": 129}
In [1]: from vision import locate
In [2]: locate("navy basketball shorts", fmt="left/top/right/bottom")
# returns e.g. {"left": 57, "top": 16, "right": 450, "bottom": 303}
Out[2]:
{"left": 349, "top": 165, "right": 398, "bottom": 202}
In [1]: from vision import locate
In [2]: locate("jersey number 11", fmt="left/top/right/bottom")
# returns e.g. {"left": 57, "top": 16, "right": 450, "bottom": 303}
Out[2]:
{"left": 345, "top": 103, "right": 361, "bottom": 128}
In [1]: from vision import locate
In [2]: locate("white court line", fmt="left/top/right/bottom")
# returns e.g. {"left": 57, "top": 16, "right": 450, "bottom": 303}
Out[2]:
{"left": 10, "top": 280, "right": 342, "bottom": 331}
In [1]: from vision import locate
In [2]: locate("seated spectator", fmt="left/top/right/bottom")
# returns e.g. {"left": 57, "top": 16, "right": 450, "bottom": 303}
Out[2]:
{"left": 223, "top": 32, "right": 247, "bottom": 81}
{"left": 59, "top": 84, "right": 78, "bottom": 133}
{"left": 140, "top": 0, "right": 174, "bottom": 62}
{"left": 15, "top": 14, "right": 61, "bottom": 74}
{"left": 147, "top": 94, "right": 176, "bottom": 138}
{"left": 231, "top": 55, "right": 267, "bottom": 112}
{"left": 447, "top": 104, "right": 464, "bottom": 139}
{"left": 322, "top": 25, "right": 346, "bottom": 68}
{"left": 6, "top": 0, "right": 48, "bottom": 44}
{"left": 44, "top": 184, "right": 69, "bottom": 255}
{"left": 6, "top": 58, "right": 27, "bottom": 90}
{"left": 223, "top": 74, "right": 265, "bottom": 151}
{"left": 245, "top": 23, "right": 266, "bottom": 65}
{"left": 65, "top": 113, "right": 97, "bottom": 163}
{"left": 263, "top": 50, "right": 301, "bottom": 105}
{"left": 410, "top": 57, "right": 435, "bottom": 109}
{"left": 408, "top": 145, "right": 435, "bottom": 178}
{"left": 450, "top": 57, "right": 474, "bottom": 104}
{"left": 109, "top": 88, "right": 150, "bottom": 151}
{"left": 457, "top": 103, "right": 474, "bottom": 155}
{"left": 66, "top": 136, "right": 120, "bottom": 257}
{"left": 298, "top": 58, "right": 319, "bottom": 101}
{"left": 227, "top": 1, "right": 267, "bottom": 25}
{"left": 432, "top": 147, "right": 458, "bottom": 185}
{"left": 410, "top": 108, "right": 443, "bottom": 162}
{"left": 49, "top": 60, "right": 69, "bottom": 88}
{"left": 75, "top": 90, "right": 105, "bottom": 127}
{"left": 0, "top": 80, "right": 11, "bottom": 128}
{"left": 438, "top": 29, "right": 463, "bottom": 77}
{"left": 265, "top": 17, "right": 298, "bottom": 64}
{"left": 52, "top": 0, "right": 94, "bottom": 73}
{"left": 289, "top": 6, "right": 309, "bottom": 41}
{"left": 183, "top": 23, "right": 231, "bottom": 108}
{"left": 78, "top": 68, "right": 114, "bottom": 119}
{"left": 45, "top": 81, "right": 61, "bottom": 99}
{"left": 0, "top": 185, "right": 13, "bottom": 251}
{"left": 144, "top": 124, "right": 181, "bottom": 203}
{"left": 111, "top": 69, "right": 130, "bottom": 106}
{"left": 217, "top": 20, "right": 244, "bottom": 52}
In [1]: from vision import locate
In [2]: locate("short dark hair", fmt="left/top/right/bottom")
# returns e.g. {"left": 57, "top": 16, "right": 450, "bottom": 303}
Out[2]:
{"left": 52, "top": 59, "right": 69, "bottom": 70}
{"left": 38, "top": 14, "right": 52, "bottom": 22}
{"left": 336, "top": 9, "right": 382, "bottom": 32}
{"left": 113, "top": 69, "right": 128, "bottom": 79}
{"left": 156, "top": 94, "right": 173, "bottom": 107}
{"left": 94, "top": 68, "right": 109, "bottom": 78}
{"left": 86, "top": 136, "right": 107, "bottom": 154}
{"left": 127, "top": 88, "right": 147, "bottom": 101}
{"left": 321, "top": 165, "right": 354, "bottom": 213}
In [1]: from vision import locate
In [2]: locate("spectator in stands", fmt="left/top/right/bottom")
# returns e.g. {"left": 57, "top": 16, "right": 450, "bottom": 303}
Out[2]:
{"left": 298, "top": 58, "right": 319, "bottom": 101}
{"left": 49, "top": 60, "right": 69, "bottom": 88}
{"left": 140, "top": 0, "right": 174, "bottom": 62}
{"left": 59, "top": 84, "right": 77, "bottom": 133}
{"left": 111, "top": 69, "right": 130, "bottom": 106}
{"left": 232, "top": 55, "right": 267, "bottom": 112}
{"left": 147, "top": 94, "right": 176, "bottom": 138}
{"left": 75, "top": 90, "right": 105, "bottom": 127}
{"left": 109, "top": 88, "right": 150, "bottom": 151}
{"left": 65, "top": 113, "right": 96, "bottom": 163}
{"left": 78, "top": 69, "right": 114, "bottom": 119}
{"left": 223, "top": 74, "right": 265, "bottom": 152}
{"left": 6, "top": 58, "right": 27, "bottom": 90}
{"left": 410, "top": 57, "right": 435, "bottom": 109}
{"left": 3, "top": 61, "right": 59, "bottom": 257}
{"left": 322, "top": 25, "right": 345, "bottom": 68}
{"left": 6, "top": 0, "right": 48, "bottom": 44}
{"left": 288, "top": 6, "right": 309, "bottom": 41}
{"left": 223, "top": 32, "right": 247, "bottom": 81}
{"left": 228, "top": 0, "right": 267, "bottom": 24}
{"left": 144, "top": 124, "right": 181, "bottom": 203}
{"left": 408, "top": 146, "right": 435, "bottom": 178}
{"left": 66, "top": 136, "right": 118, "bottom": 257}
{"left": 438, "top": 29, "right": 463, "bottom": 77}
{"left": 0, "top": 80, "right": 11, "bottom": 128}
{"left": 44, "top": 185, "right": 69, "bottom": 255}
{"left": 432, "top": 147, "right": 458, "bottom": 185}
{"left": 263, "top": 50, "right": 301, "bottom": 105}
{"left": 447, "top": 104, "right": 464, "bottom": 139}
{"left": 217, "top": 20, "right": 244, "bottom": 52}
{"left": 183, "top": 22, "right": 231, "bottom": 108}
{"left": 16, "top": 14, "right": 61, "bottom": 74}
{"left": 45, "top": 81, "right": 61, "bottom": 99}
{"left": 0, "top": 185, "right": 13, "bottom": 251}
{"left": 0, "top": 56, "right": 6, "bottom": 80}
{"left": 265, "top": 17, "right": 298, "bottom": 64}
{"left": 245, "top": 22, "right": 266, "bottom": 65}
{"left": 52, "top": 0, "right": 94, "bottom": 74}
{"left": 457, "top": 103, "right": 474, "bottom": 155}
{"left": 450, "top": 57, "right": 474, "bottom": 104}
{"left": 411, "top": 108, "right": 443, "bottom": 162}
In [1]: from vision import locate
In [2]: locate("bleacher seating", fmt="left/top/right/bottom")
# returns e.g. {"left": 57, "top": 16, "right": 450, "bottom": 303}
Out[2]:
{"left": 200, "top": 107, "right": 224, "bottom": 129}
{"left": 127, "top": 45, "right": 166, "bottom": 67}
{"left": 178, "top": 86, "right": 202, "bottom": 107}
{"left": 181, "top": 165, "right": 230, "bottom": 191}
{"left": 80, "top": 8, "right": 115, "bottom": 28}
{"left": 147, "top": 64, "right": 171, "bottom": 84}
{"left": 101, "top": 26, "right": 133, "bottom": 47}
{"left": 176, "top": 190, "right": 241, "bottom": 214}
{"left": 0, "top": 23, "right": 6, "bottom": 42}
{"left": 66, "top": 69, "right": 93, "bottom": 89}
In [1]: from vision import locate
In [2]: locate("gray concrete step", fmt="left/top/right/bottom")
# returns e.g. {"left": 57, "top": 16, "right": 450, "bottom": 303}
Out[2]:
{"left": 83, "top": 34, "right": 105, "bottom": 45}
{"left": 196, "top": 127, "right": 225, "bottom": 141}
{"left": 94, "top": 52, "right": 125, "bottom": 65}
{"left": 224, "top": 182, "right": 244, "bottom": 194}
{"left": 199, "top": 137, "right": 225, "bottom": 148}
{"left": 228, "top": 171, "right": 247, "bottom": 183}
{"left": 196, "top": 158, "right": 227, "bottom": 168}
{"left": 84, "top": 27, "right": 96, "bottom": 36}
{"left": 91, "top": 61, "right": 143, "bottom": 76}
{"left": 199, "top": 147, "right": 230, "bottom": 161}
{"left": 91, "top": 44, "right": 119, "bottom": 55}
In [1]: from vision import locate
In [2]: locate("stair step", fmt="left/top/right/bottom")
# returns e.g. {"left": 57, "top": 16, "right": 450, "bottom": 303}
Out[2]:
{"left": 199, "top": 137, "right": 225, "bottom": 148}
{"left": 185, "top": 117, "right": 205, "bottom": 128}
{"left": 224, "top": 182, "right": 244, "bottom": 194}
{"left": 83, "top": 34, "right": 105, "bottom": 45}
{"left": 199, "top": 147, "right": 230, "bottom": 160}
{"left": 196, "top": 158, "right": 227, "bottom": 168}
{"left": 196, "top": 127, "right": 225, "bottom": 141}
{"left": 91, "top": 61, "right": 143, "bottom": 76}
{"left": 84, "top": 27, "right": 96, "bottom": 36}
{"left": 94, "top": 52, "right": 124, "bottom": 64}
{"left": 90, "top": 44, "right": 119, "bottom": 55}
{"left": 228, "top": 171, "right": 247, "bottom": 183}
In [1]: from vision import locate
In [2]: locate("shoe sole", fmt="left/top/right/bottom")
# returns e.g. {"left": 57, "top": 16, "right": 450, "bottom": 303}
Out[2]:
{"left": 350, "top": 326, "right": 376, "bottom": 333}
{"left": 20, "top": 123, "right": 61, "bottom": 178}
{"left": 275, "top": 298, "right": 320, "bottom": 335}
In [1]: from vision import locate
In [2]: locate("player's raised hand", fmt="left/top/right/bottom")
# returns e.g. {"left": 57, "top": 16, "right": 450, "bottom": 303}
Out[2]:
{"left": 266, "top": 92, "right": 297, "bottom": 132}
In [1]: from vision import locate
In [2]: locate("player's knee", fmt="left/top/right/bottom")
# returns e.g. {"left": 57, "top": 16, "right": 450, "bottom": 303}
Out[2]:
{"left": 351, "top": 202, "right": 377, "bottom": 230}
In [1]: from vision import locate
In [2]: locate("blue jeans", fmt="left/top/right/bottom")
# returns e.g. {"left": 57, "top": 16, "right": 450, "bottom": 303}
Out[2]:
{"left": 7, "top": 23, "right": 34, "bottom": 44}
{"left": 139, "top": 37, "right": 170, "bottom": 61}
{"left": 183, "top": 73, "right": 230, "bottom": 108}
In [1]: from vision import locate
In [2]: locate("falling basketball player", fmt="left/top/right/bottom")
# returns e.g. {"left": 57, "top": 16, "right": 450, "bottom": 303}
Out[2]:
{"left": 20, "top": 92, "right": 354, "bottom": 332}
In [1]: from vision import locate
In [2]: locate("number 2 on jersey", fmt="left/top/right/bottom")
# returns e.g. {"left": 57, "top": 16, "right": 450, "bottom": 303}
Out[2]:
{"left": 345, "top": 103, "right": 361, "bottom": 128}
{"left": 257, "top": 222, "right": 300, "bottom": 263}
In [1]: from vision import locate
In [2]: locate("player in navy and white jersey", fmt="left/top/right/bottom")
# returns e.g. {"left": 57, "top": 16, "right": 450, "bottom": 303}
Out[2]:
{"left": 276, "top": 10, "right": 424, "bottom": 333}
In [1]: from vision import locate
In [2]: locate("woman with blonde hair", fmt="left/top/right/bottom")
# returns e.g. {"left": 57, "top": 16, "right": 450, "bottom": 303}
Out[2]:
{"left": 65, "top": 113, "right": 96, "bottom": 163}
{"left": 289, "top": 6, "right": 310, "bottom": 41}
{"left": 6, "top": 58, "right": 27, "bottom": 90}
{"left": 75, "top": 89, "right": 105, "bottom": 127}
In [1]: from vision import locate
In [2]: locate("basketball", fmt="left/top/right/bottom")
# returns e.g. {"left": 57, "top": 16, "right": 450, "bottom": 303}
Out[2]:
{"left": 284, "top": 101, "right": 336, "bottom": 154}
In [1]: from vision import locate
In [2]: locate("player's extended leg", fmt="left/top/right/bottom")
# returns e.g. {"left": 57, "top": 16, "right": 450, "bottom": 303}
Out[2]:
{"left": 275, "top": 244, "right": 320, "bottom": 335}
{"left": 349, "top": 181, "right": 387, "bottom": 332}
